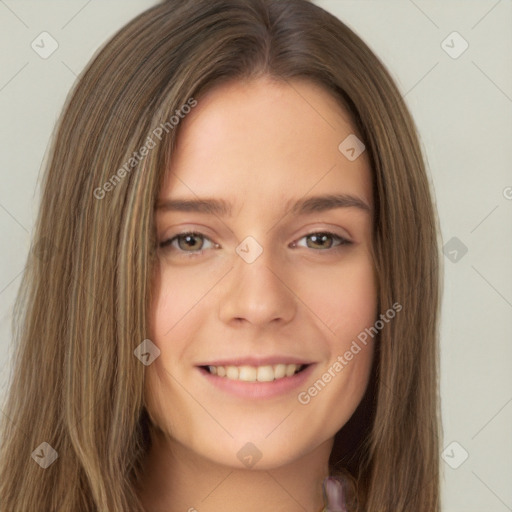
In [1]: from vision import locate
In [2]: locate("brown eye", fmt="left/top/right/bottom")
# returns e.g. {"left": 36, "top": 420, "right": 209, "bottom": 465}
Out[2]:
{"left": 306, "top": 233, "right": 334, "bottom": 249}
{"left": 159, "top": 232, "right": 216, "bottom": 257}
{"left": 176, "top": 233, "right": 204, "bottom": 251}
{"left": 294, "top": 231, "right": 352, "bottom": 251}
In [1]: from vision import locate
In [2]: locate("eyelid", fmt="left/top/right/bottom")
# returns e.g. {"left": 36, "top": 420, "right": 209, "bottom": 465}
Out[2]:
{"left": 159, "top": 231, "right": 217, "bottom": 253}
{"left": 293, "top": 230, "right": 352, "bottom": 248}
{"left": 159, "top": 229, "right": 352, "bottom": 257}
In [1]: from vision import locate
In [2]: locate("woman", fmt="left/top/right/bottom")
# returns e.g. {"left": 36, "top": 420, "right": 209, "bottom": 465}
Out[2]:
{"left": 0, "top": 0, "right": 442, "bottom": 510}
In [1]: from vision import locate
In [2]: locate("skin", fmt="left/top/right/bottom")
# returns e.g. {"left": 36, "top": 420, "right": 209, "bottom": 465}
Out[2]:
{"left": 138, "top": 76, "right": 377, "bottom": 512}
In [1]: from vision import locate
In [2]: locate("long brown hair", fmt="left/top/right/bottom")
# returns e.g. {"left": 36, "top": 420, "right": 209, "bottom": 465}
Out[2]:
{"left": 0, "top": 0, "right": 442, "bottom": 510}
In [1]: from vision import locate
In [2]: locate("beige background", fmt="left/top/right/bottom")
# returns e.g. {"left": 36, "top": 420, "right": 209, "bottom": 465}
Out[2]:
{"left": 0, "top": 1, "right": 511, "bottom": 511}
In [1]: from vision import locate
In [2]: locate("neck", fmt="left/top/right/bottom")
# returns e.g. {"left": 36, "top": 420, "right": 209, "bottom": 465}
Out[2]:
{"left": 136, "top": 426, "right": 332, "bottom": 512}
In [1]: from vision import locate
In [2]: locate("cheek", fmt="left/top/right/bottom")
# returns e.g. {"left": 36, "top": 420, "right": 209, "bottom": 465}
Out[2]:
{"left": 295, "top": 253, "right": 377, "bottom": 339}
{"left": 149, "top": 261, "right": 223, "bottom": 342}
{"left": 294, "top": 256, "right": 377, "bottom": 437}
{"left": 143, "top": 267, "right": 196, "bottom": 424}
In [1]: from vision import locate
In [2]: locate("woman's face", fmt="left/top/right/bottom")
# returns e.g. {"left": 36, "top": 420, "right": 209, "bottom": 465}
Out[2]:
{"left": 146, "top": 77, "right": 377, "bottom": 470}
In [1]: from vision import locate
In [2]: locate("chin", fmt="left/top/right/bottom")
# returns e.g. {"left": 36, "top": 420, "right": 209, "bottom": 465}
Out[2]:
{"left": 187, "top": 426, "right": 329, "bottom": 472}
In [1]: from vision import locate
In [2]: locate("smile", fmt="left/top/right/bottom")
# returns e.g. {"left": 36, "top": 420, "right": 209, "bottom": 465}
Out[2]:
{"left": 204, "top": 363, "right": 307, "bottom": 382}
{"left": 198, "top": 362, "right": 315, "bottom": 399}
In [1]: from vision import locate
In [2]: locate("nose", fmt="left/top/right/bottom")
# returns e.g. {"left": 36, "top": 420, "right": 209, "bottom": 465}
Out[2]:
{"left": 217, "top": 243, "right": 296, "bottom": 328}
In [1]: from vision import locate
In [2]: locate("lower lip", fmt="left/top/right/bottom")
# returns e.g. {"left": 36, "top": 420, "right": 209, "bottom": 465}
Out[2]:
{"left": 198, "top": 364, "right": 316, "bottom": 399}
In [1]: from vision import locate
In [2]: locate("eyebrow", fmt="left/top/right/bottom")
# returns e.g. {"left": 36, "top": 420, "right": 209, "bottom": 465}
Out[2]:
{"left": 155, "top": 193, "right": 371, "bottom": 216}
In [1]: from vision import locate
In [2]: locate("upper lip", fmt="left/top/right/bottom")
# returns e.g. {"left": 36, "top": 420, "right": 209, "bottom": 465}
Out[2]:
{"left": 197, "top": 356, "right": 313, "bottom": 367}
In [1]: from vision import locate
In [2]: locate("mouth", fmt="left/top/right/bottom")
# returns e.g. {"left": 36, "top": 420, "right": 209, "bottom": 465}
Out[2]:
{"left": 197, "top": 361, "right": 315, "bottom": 399}
{"left": 199, "top": 363, "right": 309, "bottom": 382}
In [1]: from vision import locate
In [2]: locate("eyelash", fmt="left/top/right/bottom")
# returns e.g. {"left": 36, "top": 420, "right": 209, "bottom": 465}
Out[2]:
{"left": 158, "top": 231, "right": 352, "bottom": 258}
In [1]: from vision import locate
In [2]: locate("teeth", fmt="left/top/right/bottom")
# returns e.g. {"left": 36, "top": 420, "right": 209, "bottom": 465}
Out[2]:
{"left": 256, "top": 365, "right": 274, "bottom": 382}
{"left": 274, "top": 363, "right": 286, "bottom": 379}
{"left": 226, "top": 366, "right": 239, "bottom": 379}
{"left": 285, "top": 364, "right": 297, "bottom": 377}
{"left": 206, "top": 363, "right": 303, "bottom": 382}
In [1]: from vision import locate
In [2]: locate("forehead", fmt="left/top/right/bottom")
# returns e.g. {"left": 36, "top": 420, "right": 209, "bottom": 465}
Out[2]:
{"left": 159, "top": 77, "right": 372, "bottom": 209}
